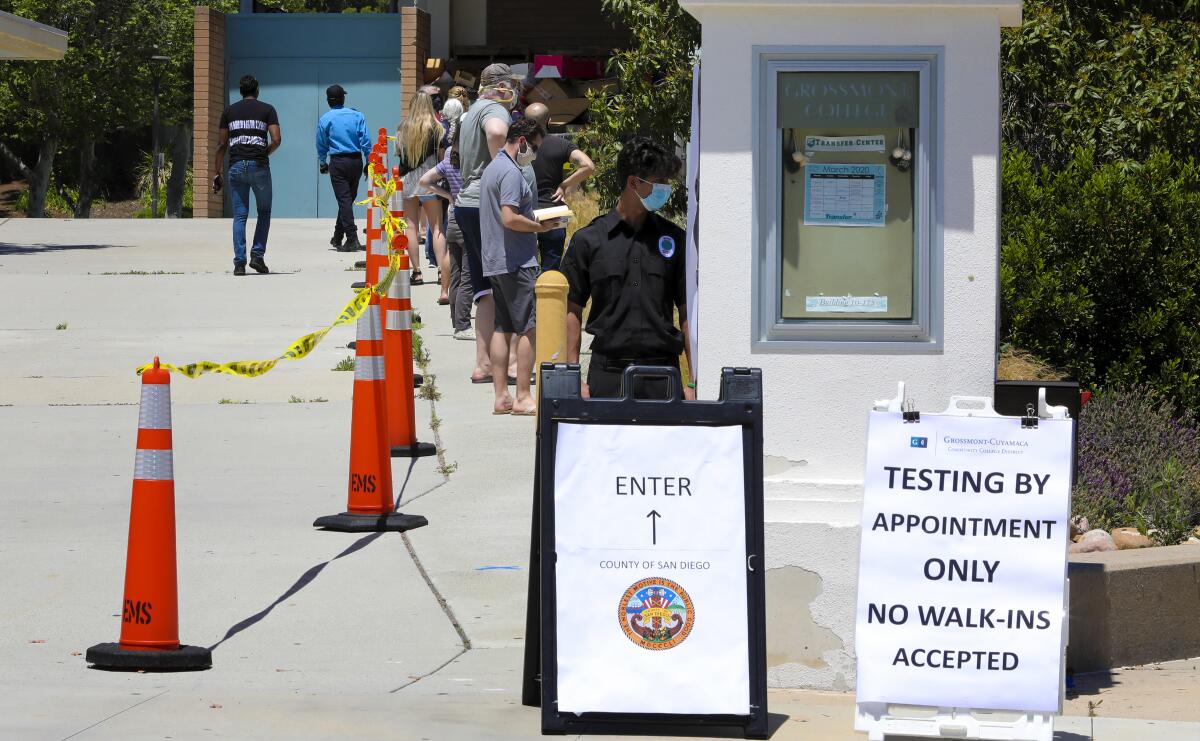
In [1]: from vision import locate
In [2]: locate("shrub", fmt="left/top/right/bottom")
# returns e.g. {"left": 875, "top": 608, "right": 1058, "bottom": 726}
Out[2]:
{"left": 1074, "top": 386, "right": 1200, "bottom": 543}
{"left": 1001, "top": 147, "right": 1200, "bottom": 413}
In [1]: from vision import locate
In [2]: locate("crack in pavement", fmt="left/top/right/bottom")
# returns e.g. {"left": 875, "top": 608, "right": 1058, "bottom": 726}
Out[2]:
{"left": 60, "top": 689, "right": 169, "bottom": 740}
{"left": 388, "top": 646, "right": 469, "bottom": 694}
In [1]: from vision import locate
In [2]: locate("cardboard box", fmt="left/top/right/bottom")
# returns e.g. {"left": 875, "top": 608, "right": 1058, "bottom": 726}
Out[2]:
{"left": 452, "top": 70, "right": 477, "bottom": 89}
{"left": 424, "top": 58, "right": 445, "bottom": 85}
{"left": 544, "top": 98, "right": 590, "bottom": 126}
{"left": 528, "top": 78, "right": 575, "bottom": 104}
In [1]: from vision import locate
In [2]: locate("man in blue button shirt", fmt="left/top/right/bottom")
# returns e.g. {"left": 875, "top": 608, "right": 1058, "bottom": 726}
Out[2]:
{"left": 316, "top": 84, "right": 371, "bottom": 252}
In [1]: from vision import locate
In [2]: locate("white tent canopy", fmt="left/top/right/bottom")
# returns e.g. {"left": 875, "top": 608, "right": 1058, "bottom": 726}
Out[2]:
{"left": 0, "top": 10, "right": 67, "bottom": 60}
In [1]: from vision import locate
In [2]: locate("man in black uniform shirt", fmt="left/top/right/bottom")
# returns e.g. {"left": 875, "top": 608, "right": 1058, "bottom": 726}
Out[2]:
{"left": 560, "top": 137, "right": 695, "bottom": 400}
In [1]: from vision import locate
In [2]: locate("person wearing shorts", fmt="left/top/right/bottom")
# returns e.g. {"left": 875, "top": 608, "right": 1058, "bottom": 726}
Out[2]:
{"left": 478, "top": 117, "right": 561, "bottom": 415}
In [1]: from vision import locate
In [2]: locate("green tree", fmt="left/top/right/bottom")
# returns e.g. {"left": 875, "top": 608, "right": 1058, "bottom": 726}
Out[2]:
{"left": 578, "top": 0, "right": 699, "bottom": 216}
{"left": 0, "top": 0, "right": 217, "bottom": 216}
{"left": 1002, "top": 1, "right": 1200, "bottom": 170}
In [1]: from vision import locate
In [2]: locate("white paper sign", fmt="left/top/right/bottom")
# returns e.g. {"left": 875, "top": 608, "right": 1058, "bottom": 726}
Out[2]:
{"left": 805, "top": 134, "right": 887, "bottom": 152}
{"left": 806, "top": 295, "right": 888, "bottom": 313}
{"left": 855, "top": 411, "right": 1072, "bottom": 713}
{"left": 554, "top": 423, "right": 749, "bottom": 715}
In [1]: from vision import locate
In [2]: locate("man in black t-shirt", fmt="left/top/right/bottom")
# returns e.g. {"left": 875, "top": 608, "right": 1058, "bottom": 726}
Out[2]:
{"left": 214, "top": 74, "right": 281, "bottom": 276}
{"left": 522, "top": 103, "right": 594, "bottom": 272}
{"left": 559, "top": 137, "right": 693, "bottom": 401}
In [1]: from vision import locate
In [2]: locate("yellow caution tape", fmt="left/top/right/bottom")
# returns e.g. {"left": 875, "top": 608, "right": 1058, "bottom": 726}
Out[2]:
{"left": 137, "top": 166, "right": 409, "bottom": 379}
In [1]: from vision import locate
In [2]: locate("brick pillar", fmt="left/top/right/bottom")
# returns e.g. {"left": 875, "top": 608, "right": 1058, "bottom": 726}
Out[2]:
{"left": 193, "top": 7, "right": 226, "bottom": 218}
{"left": 400, "top": 7, "right": 431, "bottom": 122}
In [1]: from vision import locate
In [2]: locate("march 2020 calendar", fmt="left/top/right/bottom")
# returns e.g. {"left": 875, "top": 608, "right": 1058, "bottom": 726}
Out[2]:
{"left": 804, "top": 163, "right": 886, "bottom": 227}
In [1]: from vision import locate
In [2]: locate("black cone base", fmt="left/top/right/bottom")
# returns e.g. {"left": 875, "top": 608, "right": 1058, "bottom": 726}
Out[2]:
{"left": 313, "top": 511, "right": 429, "bottom": 533}
{"left": 391, "top": 441, "right": 437, "bottom": 458}
{"left": 86, "top": 642, "right": 211, "bottom": 671}
{"left": 351, "top": 281, "right": 367, "bottom": 290}
{"left": 354, "top": 260, "right": 367, "bottom": 269}
{"left": 413, "top": 373, "right": 423, "bottom": 388}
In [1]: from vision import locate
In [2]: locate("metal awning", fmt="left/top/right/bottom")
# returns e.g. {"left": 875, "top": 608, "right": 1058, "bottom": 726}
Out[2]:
{"left": 0, "top": 10, "right": 67, "bottom": 60}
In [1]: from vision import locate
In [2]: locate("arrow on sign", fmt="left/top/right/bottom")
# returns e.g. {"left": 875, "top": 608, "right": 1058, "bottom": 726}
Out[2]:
{"left": 647, "top": 510, "right": 661, "bottom": 545}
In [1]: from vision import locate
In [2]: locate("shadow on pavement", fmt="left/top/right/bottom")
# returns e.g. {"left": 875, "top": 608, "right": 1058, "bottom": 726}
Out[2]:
{"left": 208, "top": 460, "right": 419, "bottom": 651}
{"left": 1068, "top": 668, "right": 1119, "bottom": 698}
{"left": 0, "top": 242, "right": 128, "bottom": 255}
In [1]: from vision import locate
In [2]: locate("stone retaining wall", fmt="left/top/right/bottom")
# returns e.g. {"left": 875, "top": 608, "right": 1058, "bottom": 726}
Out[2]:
{"left": 1068, "top": 544, "right": 1200, "bottom": 672}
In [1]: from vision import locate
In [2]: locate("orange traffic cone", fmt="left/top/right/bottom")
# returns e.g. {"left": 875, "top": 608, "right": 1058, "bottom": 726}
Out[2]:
{"left": 86, "top": 358, "right": 211, "bottom": 670}
{"left": 384, "top": 242, "right": 436, "bottom": 459}
{"left": 352, "top": 151, "right": 387, "bottom": 291}
{"left": 314, "top": 294, "right": 428, "bottom": 533}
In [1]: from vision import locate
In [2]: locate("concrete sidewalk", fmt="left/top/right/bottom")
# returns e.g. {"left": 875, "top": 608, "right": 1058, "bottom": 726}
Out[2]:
{"left": 0, "top": 219, "right": 1195, "bottom": 740}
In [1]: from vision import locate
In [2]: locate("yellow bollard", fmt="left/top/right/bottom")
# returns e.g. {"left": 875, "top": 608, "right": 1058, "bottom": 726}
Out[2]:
{"left": 534, "top": 270, "right": 569, "bottom": 382}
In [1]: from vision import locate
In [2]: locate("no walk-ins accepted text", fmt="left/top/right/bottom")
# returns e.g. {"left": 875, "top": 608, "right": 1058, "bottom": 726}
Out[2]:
{"left": 854, "top": 411, "right": 1073, "bottom": 713}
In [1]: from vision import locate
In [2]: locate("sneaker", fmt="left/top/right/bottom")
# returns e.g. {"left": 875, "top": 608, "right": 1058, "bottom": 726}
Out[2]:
{"left": 330, "top": 234, "right": 343, "bottom": 249}
{"left": 249, "top": 256, "right": 269, "bottom": 274}
{"left": 453, "top": 328, "right": 476, "bottom": 341}
{"left": 336, "top": 240, "right": 358, "bottom": 253}
{"left": 233, "top": 263, "right": 246, "bottom": 276}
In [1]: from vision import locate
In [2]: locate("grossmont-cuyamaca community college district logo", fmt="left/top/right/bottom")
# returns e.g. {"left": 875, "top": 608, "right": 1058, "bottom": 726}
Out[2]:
{"left": 619, "top": 577, "right": 695, "bottom": 650}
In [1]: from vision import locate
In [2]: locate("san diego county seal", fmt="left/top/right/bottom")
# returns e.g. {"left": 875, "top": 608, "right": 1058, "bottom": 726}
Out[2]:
{"left": 618, "top": 577, "right": 695, "bottom": 650}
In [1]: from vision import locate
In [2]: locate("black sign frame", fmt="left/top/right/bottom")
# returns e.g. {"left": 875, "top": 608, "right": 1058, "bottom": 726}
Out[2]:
{"left": 523, "top": 364, "right": 768, "bottom": 738}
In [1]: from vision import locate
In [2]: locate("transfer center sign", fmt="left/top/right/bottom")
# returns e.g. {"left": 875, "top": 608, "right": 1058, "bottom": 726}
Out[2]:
{"left": 552, "top": 422, "right": 750, "bottom": 715}
{"left": 855, "top": 411, "right": 1072, "bottom": 712}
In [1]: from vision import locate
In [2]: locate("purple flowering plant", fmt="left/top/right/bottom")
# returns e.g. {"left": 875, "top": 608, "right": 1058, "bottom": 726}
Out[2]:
{"left": 1074, "top": 386, "right": 1200, "bottom": 545}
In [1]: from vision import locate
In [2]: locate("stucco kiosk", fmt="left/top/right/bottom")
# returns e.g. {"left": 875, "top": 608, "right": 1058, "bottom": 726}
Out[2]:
{"left": 678, "top": 0, "right": 1024, "bottom": 690}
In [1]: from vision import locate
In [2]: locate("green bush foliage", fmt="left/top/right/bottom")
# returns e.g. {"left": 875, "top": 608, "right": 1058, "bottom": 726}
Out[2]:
{"left": 1002, "top": 1, "right": 1200, "bottom": 170}
{"left": 577, "top": 0, "right": 698, "bottom": 216}
{"left": 1000, "top": 147, "right": 1200, "bottom": 412}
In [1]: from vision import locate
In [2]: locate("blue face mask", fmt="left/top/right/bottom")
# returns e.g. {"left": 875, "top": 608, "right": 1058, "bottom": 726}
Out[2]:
{"left": 636, "top": 177, "right": 673, "bottom": 212}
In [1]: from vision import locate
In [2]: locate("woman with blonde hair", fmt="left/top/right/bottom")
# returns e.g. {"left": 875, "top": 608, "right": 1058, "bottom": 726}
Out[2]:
{"left": 395, "top": 91, "right": 444, "bottom": 286}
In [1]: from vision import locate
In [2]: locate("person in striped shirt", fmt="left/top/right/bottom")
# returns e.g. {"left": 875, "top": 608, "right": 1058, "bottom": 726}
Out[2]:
{"left": 214, "top": 75, "right": 281, "bottom": 276}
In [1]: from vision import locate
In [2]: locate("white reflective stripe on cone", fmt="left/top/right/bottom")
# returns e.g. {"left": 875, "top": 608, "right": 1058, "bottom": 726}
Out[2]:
{"left": 354, "top": 354, "right": 386, "bottom": 381}
{"left": 394, "top": 270, "right": 410, "bottom": 296}
{"left": 356, "top": 305, "right": 383, "bottom": 341}
{"left": 133, "top": 449, "right": 174, "bottom": 481}
{"left": 386, "top": 309, "right": 412, "bottom": 331}
{"left": 371, "top": 238, "right": 388, "bottom": 257}
{"left": 137, "top": 384, "right": 172, "bottom": 430}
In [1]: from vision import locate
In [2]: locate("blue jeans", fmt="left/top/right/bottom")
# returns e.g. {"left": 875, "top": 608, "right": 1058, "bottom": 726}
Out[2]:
{"left": 537, "top": 227, "right": 567, "bottom": 272}
{"left": 228, "top": 159, "right": 273, "bottom": 265}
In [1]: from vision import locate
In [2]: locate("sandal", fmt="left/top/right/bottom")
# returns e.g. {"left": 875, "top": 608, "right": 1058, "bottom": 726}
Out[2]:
{"left": 411, "top": 269, "right": 424, "bottom": 285}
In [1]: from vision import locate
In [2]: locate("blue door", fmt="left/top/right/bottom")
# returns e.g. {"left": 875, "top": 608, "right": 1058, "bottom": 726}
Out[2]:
{"left": 225, "top": 58, "right": 320, "bottom": 219}
{"left": 224, "top": 13, "right": 403, "bottom": 218}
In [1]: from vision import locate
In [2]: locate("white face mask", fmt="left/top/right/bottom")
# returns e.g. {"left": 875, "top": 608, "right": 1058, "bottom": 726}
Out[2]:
{"left": 486, "top": 84, "right": 516, "bottom": 110}
{"left": 515, "top": 140, "right": 537, "bottom": 167}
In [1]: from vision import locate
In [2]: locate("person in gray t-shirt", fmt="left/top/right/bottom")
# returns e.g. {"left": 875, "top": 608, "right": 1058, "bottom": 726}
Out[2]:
{"left": 478, "top": 117, "right": 562, "bottom": 415}
{"left": 452, "top": 63, "right": 518, "bottom": 386}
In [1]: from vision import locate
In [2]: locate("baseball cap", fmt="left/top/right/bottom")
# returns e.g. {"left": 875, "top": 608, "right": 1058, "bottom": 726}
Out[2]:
{"left": 480, "top": 63, "right": 519, "bottom": 88}
{"left": 326, "top": 84, "right": 346, "bottom": 99}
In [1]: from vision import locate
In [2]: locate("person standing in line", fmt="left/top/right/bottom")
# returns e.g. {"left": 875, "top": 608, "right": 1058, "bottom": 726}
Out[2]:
{"left": 560, "top": 137, "right": 694, "bottom": 400}
{"left": 453, "top": 63, "right": 519, "bottom": 385}
{"left": 213, "top": 74, "right": 280, "bottom": 276}
{"left": 315, "top": 84, "right": 371, "bottom": 252}
{"left": 419, "top": 95, "right": 471, "bottom": 338}
{"left": 479, "top": 117, "right": 562, "bottom": 415}
{"left": 522, "top": 102, "right": 595, "bottom": 271}
{"left": 395, "top": 91, "right": 444, "bottom": 286}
